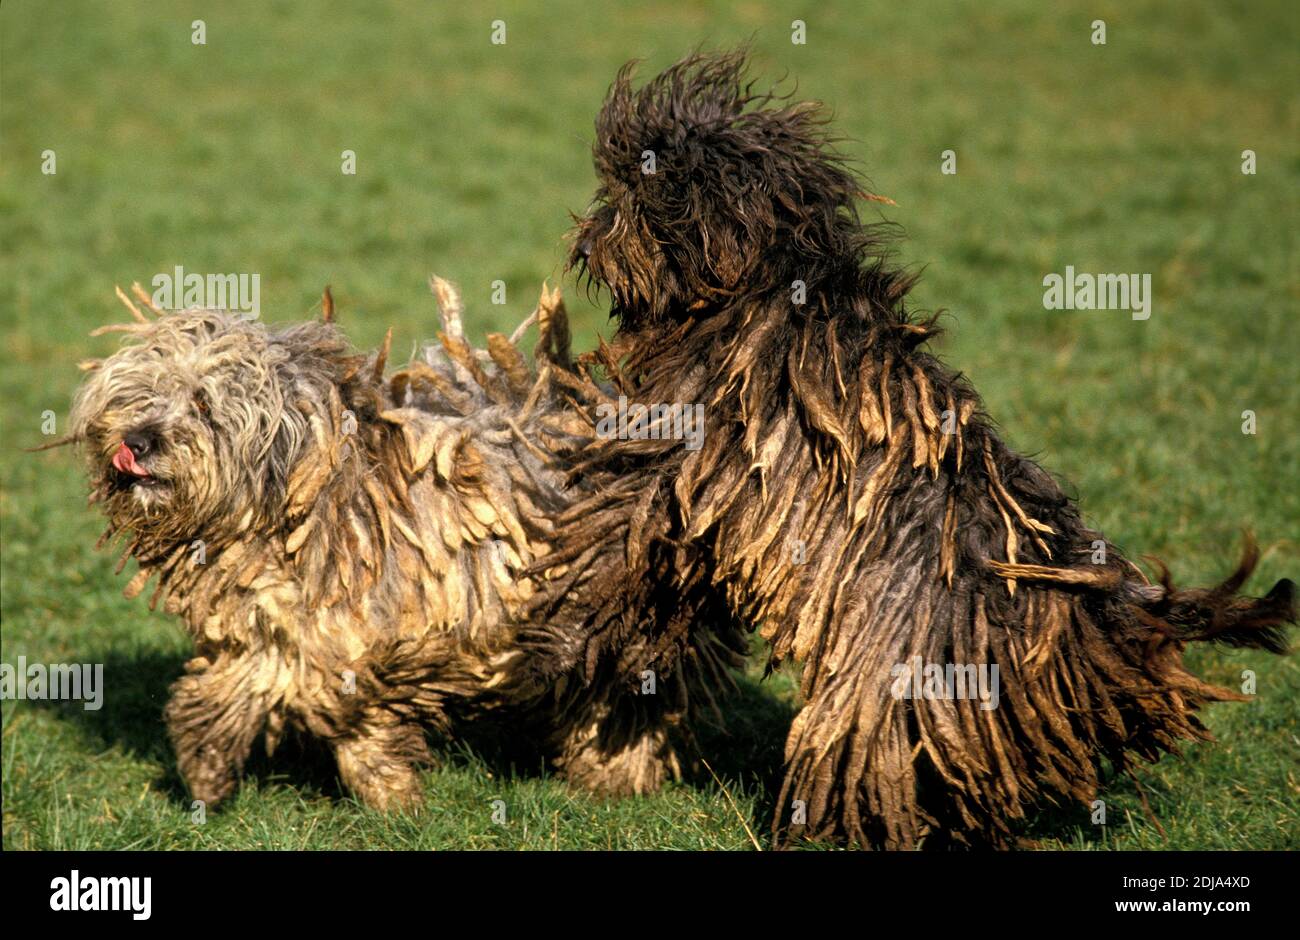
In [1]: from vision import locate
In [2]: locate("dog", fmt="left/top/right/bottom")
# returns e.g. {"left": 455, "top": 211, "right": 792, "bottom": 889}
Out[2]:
{"left": 66, "top": 279, "right": 590, "bottom": 810}
{"left": 527, "top": 51, "right": 1296, "bottom": 848}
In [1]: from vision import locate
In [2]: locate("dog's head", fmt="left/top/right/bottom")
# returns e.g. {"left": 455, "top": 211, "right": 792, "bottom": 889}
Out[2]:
{"left": 570, "top": 50, "right": 875, "bottom": 325}
{"left": 71, "top": 308, "right": 351, "bottom": 549}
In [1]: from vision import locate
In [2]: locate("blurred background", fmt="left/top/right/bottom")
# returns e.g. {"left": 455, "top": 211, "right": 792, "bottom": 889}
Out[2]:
{"left": 2, "top": 0, "right": 1296, "bottom": 849}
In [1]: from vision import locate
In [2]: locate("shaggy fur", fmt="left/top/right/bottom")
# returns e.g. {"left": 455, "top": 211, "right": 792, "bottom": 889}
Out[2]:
{"left": 68, "top": 280, "right": 588, "bottom": 809}
{"left": 527, "top": 51, "right": 1296, "bottom": 848}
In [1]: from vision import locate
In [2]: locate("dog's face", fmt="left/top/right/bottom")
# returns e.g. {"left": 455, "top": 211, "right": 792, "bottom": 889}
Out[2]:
{"left": 570, "top": 51, "right": 866, "bottom": 324}
{"left": 71, "top": 310, "right": 336, "bottom": 547}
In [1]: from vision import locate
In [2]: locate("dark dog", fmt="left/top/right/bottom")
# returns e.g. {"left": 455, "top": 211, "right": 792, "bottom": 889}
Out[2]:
{"left": 529, "top": 51, "right": 1295, "bottom": 847}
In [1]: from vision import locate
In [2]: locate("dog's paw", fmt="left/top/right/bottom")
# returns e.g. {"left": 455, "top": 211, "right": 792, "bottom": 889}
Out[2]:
{"left": 333, "top": 736, "right": 426, "bottom": 813}
{"left": 176, "top": 742, "right": 240, "bottom": 808}
{"left": 557, "top": 728, "right": 681, "bottom": 798}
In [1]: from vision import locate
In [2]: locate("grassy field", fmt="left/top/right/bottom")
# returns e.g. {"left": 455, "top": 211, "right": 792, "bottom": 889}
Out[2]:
{"left": 1, "top": 0, "right": 1296, "bottom": 850}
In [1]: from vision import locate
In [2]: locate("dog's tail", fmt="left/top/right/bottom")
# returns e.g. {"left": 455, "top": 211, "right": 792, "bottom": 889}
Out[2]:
{"left": 993, "top": 535, "right": 1294, "bottom": 665}
{"left": 1137, "top": 539, "right": 1294, "bottom": 656}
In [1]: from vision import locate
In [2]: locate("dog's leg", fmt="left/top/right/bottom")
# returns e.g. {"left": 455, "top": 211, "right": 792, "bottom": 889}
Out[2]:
{"left": 332, "top": 715, "right": 430, "bottom": 811}
{"left": 165, "top": 653, "right": 275, "bottom": 808}
{"left": 545, "top": 592, "right": 746, "bottom": 798}
{"left": 550, "top": 680, "right": 684, "bottom": 798}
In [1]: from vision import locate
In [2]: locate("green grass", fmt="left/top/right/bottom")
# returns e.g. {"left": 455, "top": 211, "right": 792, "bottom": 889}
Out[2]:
{"left": 2, "top": 0, "right": 1296, "bottom": 850}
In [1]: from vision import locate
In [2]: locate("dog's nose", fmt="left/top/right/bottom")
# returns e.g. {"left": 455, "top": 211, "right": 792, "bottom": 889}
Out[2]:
{"left": 578, "top": 238, "right": 593, "bottom": 259}
{"left": 123, "top": 431, "right": 154, "bottom": 458}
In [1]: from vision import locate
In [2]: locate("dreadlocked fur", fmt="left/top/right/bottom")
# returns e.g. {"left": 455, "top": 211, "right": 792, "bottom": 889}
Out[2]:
{"left": 67, "top": 279, "right": 603, "bottom": 809}
{"left": 528, "top": 51, "right": 1296, "bottom": 848}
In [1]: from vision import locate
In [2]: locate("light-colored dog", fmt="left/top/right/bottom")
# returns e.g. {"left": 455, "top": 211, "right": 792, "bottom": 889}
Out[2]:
{"left": 69, "top": 280, "right": 584, "bottom": 809}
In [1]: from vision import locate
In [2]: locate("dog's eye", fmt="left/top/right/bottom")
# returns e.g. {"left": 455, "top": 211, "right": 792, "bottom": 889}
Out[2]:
{"left": 193, "top": 389, "right": 212, "bottom": 419}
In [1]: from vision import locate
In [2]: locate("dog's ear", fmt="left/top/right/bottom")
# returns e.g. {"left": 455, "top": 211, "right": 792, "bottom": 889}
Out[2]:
{"left": 259, "top": 322, "right": 355, "bottom": 509}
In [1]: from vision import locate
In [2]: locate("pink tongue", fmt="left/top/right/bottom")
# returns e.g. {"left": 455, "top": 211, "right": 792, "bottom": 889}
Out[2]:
{"left": 111, "top": 442, "right": 150, "bottom": 478}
